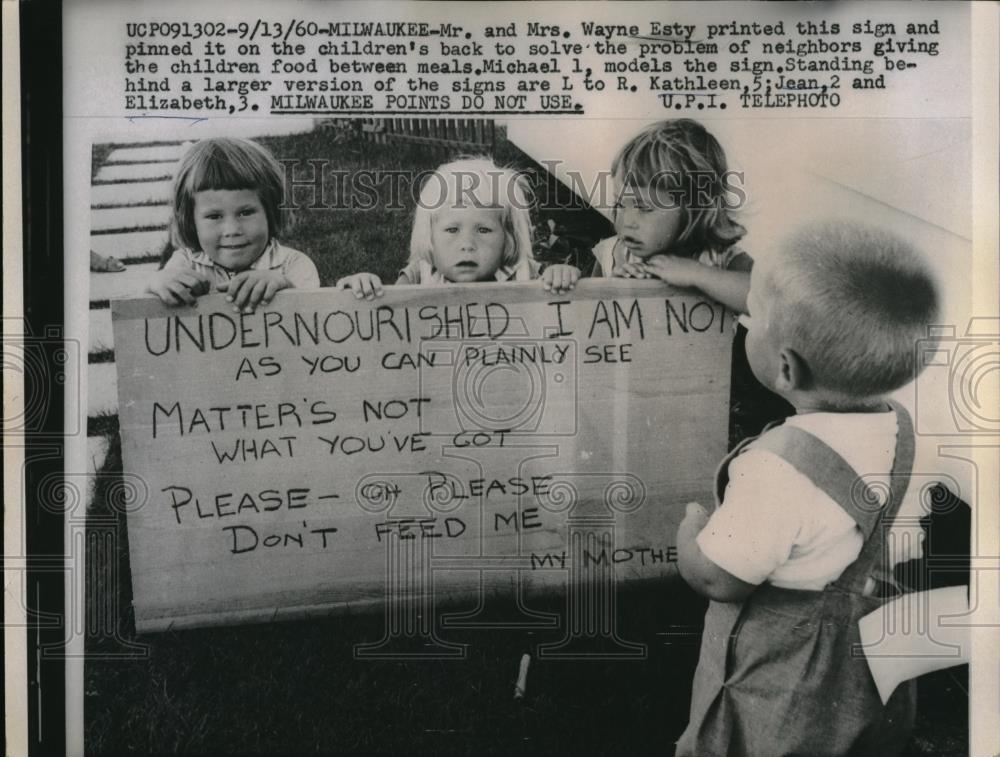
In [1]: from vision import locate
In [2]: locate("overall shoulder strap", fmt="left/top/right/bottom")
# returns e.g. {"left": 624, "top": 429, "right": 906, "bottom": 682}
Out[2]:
{"left": 834, "top": 401, "right": 915, "bottom": 590}
{"left": 749, "top": 425, "right": 884, "bottom": 535}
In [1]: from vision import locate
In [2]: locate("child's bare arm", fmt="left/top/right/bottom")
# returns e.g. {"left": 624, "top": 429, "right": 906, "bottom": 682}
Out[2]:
{"left": 641, "top": 256, "right": 750, "bottom": 314}
{"left": 613, "top": 260, "right": 653, "bottom": 279}
{"left": 677, "top": 503, "right": 757, "bottom": 602}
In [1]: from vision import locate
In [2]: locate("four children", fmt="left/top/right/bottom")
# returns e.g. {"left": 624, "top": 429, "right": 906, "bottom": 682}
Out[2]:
{"left": 136, "top": 125, "right": 941, "bottom": 754}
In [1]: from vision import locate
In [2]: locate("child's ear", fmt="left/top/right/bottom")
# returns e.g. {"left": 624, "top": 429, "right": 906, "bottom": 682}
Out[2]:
{"left": 776, "top": 347, "right": 811, "bottom": 393}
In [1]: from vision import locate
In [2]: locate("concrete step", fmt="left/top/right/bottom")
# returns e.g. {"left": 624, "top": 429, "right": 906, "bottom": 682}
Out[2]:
{"left": 91, "top": 180, "right": 172, "bottom": 207}
{"left": 95, "top": 163, "right": 175, "bottom": 183}
{"left": 90, "top": 309, "right": 113, "bottom": 353}
{"left": 91, "top": 230, "right": 169, "bottom": 261}
{"left": 106, "top": 144, "right": 187, "bottom": 163}
{"left": 88, "top": 362, "right": 118, "bottom": 416}
{"left": 90, "top": 263, "right": 159, "bottom": 303}
{"left": 91, "top": 204, "right": 170, "bottom": 232}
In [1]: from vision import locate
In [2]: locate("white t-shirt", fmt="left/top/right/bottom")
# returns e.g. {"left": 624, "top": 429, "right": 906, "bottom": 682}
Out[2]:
{"left": 697, "top": 411, "right": 926, "bottom": 591}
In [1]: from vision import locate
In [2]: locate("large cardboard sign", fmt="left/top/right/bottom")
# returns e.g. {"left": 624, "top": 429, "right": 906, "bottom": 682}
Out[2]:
{"left": 113, "top": 280, "right": 734, "bottom": 632}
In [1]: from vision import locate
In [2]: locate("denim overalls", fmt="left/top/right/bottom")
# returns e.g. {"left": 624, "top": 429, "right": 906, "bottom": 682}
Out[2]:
{"left": 676, "top": 403, "right": 917, "bottom": 757}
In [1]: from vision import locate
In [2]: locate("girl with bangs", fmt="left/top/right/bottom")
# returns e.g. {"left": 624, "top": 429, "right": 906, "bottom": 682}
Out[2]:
{"left": 147, "top": 137, "right": 319, "bottom": 312}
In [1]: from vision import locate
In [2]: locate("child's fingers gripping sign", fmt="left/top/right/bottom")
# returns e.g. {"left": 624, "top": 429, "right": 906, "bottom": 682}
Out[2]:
{"left": 541, "top": 264, "right": 581, "bottom": 294}
{"left": 160, "top": 280, "right": 196, "bottom": 307}
{"left": 336, "top": 273, "right": 384, "bottom": 301}
{"left": 218, "top": 270, "right": 288, "bottom": 313}
{"left": 149, "top": 269, "right": 211, "bottom": 307}
{"left": 186, "top": 270, "right": 213, "bottom": 297}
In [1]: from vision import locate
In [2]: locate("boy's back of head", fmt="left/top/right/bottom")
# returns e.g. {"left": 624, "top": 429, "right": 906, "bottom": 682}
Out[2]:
{"left": 758, "top": 220, "right": 940, "bottom": 400}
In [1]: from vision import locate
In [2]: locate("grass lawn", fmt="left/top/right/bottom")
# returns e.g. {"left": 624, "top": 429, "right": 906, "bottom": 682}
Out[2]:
{"left": 85, "top": 126, "right": 968, "bottom": 755}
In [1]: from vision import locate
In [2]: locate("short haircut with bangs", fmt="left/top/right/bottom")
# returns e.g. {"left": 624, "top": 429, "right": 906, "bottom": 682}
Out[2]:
{"left": 169, "top": 137, "right": 287, "bottom": 253}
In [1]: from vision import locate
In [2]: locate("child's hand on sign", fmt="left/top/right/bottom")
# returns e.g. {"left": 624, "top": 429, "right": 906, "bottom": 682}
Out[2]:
{"left": 640, "top": 255, "right": 705, "bottom": 289}
{"left": 218, "top": 270, "right": 290, "bottom": 313}
{"left": 541, "top": 264, "right": 581, "bottom": 294}
{"left": 146, "top": 268, "right": 212, "bottom": 307}
{"left": 336, "top": 272, "right": 385, "bottom": 301}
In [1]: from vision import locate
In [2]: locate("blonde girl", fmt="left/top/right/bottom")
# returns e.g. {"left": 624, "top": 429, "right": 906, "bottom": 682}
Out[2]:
{"left": 337, "top": 157, "right": 579, "bottom": 297}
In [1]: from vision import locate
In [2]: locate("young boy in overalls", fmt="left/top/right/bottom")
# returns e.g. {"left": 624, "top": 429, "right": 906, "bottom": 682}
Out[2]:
{"left": 674, "top": 221, "right": 940, "bottom": 757}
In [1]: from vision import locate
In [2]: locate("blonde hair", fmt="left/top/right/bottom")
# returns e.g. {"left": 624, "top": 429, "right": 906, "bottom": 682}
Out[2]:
{"left": 757, "top": 220, "right": 940, "bottom": 397}
{"left": 612, "top": 119, "right": 745, "bottom": 257}
{"left": 169, "top": 137, "right": 287, "bottom": 254}
{"left": 408, "top": 157, "right": 534, "bottom": 270}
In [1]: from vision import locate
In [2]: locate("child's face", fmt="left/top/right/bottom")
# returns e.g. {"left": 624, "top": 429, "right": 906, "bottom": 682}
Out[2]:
{"left": 430, "top": 206, "right": 507, "bottom": 282}
{"left": 193, "top": 189, "right": 270, "bottom": 271}
{"left": 614, "top": 180, "right": 684, "bottom": 259}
